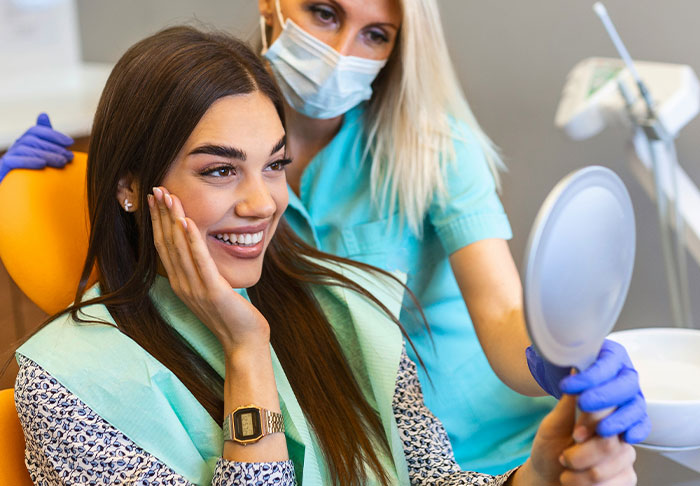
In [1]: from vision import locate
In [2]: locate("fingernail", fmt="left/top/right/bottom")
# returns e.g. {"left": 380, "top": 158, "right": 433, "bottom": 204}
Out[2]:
{"left": 179, "top": 218, "right": 188, "bottom": 230}
{"left": 573, "top": 425, "right": 588, "bottom": 443}
{"left": 147, "top": 194, "right": 154, "bottom": 208}
{"left": 152, "top": 187, "right": 162, "bottom": 199}
{"left": 559, "top": 454, "right": 566, "bottom": 467}
{"left": 164, "top": 193, "right": 173, "bottom": 208}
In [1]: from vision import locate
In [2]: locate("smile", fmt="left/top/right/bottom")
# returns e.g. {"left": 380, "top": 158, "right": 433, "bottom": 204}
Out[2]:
{"left": 214, "top": 231, "right": 264, "bottom": 247}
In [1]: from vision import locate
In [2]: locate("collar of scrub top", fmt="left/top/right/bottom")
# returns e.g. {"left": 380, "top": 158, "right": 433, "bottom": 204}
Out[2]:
{"left": 523, "top": 166, "right": 636, "bottom": 371}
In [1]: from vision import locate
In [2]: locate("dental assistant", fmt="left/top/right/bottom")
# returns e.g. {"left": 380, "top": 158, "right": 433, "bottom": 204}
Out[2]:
{"left": 0, "top": 0, "right": 650, "bottom": 474}
{"left": 256, "top": 0, "right": 649, "bottom": 473}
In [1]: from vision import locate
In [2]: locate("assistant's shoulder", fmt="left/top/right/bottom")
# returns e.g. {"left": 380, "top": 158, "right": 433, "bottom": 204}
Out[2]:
{"left": 444, "top": 117, "right": 500, "bottom": 185}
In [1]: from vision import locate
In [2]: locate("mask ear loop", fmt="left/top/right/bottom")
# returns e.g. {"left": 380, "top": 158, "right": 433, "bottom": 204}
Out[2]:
{"left": 260, "top": 0, "right": 287, "bottom": 54}
{"left": 260, "top": 15, "right": 269, "bottom": 53}
{"left": 274, "top": 0, "right": 286, "bottom": 27}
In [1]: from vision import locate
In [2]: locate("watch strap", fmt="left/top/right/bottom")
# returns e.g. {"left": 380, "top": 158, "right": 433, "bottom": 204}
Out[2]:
{"left": 262, "top": 407, "right": 285, "bottom": 436}
{"left": 223, "top": 405, "right": 285, "bottom": 443}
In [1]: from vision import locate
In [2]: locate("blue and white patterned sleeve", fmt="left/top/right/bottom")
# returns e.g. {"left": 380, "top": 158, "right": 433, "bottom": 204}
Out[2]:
{"left": 393, "top": 345, "right": 517, "bottom": 486}
{"left": 16, "top": 350, "right": 517, "bottom": 486}
{"left": 14, "top": 354, "right": 296, "bottom": 486}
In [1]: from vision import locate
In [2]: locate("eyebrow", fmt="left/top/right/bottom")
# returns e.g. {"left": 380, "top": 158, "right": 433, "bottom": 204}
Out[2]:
{"left": 189, "top": 144, "right": 246, "bottom": 160}
{"left": 328, "top": 0, "right": 346, "bottom": 18}
{"left": 270, "top": 136, "right": 286, "bottom": 156}
{"left": 188, "top": 136, "right": 285, "bottom": 161}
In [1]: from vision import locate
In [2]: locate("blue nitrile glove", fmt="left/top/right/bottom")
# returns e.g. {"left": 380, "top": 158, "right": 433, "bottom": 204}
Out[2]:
{"left": 0, "top": 113, "right": 74, "bottom": 182}
{"left": 527, "top": 340, "right": 651, "bottom": 444}
{"left": 560, "top": 339, "right": 651, "bottom": 444}
{"left": 526, "top": 345, "right": 569, "bottom": 399}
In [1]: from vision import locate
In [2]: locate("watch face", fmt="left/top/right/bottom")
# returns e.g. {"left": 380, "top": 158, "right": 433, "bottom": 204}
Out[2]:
{"left": 233, "top": 407, "right": 262, "bottom": 442}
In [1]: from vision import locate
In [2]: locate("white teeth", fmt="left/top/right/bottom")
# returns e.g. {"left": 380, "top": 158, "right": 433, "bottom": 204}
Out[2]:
{"left": 215, "top": 231, "right": 264, "bottom": 246}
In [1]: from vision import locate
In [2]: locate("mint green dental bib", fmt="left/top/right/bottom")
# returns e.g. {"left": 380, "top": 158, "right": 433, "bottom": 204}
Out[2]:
{"left": 17, "top": 267, "right": 410, "bottom": 485}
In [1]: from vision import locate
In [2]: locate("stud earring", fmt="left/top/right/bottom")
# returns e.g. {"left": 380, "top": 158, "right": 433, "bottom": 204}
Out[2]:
{"left": 123, "top": 198, "right": 134, "bottom": 212}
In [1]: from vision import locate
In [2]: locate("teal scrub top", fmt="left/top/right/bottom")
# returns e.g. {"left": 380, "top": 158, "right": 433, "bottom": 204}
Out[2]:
{"left": 284, "top": 104, "right": 555, "bottom": 475}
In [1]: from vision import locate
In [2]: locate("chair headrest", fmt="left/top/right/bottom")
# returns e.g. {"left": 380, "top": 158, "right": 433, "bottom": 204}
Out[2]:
{"left": 0, "top": 152, "right": 96, "bottom": 315}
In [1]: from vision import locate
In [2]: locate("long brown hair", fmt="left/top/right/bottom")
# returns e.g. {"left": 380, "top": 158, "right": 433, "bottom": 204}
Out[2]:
{"left": 22, "top": 26, "right": 424, "bottom": 486}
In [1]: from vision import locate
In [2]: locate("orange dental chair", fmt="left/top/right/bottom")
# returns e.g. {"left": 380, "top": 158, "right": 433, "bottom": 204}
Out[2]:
{"left": 0, "top": 152, "right": 94, "bottom": 485}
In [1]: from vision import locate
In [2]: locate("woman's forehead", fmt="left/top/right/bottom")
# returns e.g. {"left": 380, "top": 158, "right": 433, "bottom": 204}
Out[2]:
{"left": 184, "top": 94, "right": 284, "bottom": 154}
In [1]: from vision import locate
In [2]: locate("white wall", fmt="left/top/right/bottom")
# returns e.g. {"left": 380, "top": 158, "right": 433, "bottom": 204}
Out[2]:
{"left": 72, "top": 1, "right": 700, "bottom": 483}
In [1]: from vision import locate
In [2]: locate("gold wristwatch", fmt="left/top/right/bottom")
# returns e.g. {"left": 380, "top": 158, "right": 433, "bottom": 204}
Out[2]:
{"left": 223, "top": 404, "right": 285, "bottom": 445}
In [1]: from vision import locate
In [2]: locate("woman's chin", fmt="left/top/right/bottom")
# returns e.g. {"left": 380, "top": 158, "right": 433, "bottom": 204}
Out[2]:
{"left": 219, "top": 265, "right": 262, "bottom": 290}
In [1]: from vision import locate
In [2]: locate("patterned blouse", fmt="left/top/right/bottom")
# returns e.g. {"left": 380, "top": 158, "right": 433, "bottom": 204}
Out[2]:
{"left": 15, "top": 346, "right": 515, "bottom": 485}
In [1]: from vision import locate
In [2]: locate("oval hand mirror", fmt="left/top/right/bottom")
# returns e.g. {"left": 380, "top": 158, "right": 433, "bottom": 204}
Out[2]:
{"left": 523, "top": 166, "right": 635, "bottom": 371}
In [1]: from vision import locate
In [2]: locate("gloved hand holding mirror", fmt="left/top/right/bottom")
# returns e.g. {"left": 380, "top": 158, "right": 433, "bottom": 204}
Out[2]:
{"left": 523, "top": 166, "right": 651, "bottom": 444}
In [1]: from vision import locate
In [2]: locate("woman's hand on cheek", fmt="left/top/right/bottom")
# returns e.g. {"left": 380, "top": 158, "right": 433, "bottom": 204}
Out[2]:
{"left": 148, "top": 186, "right": 270, "bottom": 355}
{"left": 515, "top": 394, "right": 636, "bottom": 486}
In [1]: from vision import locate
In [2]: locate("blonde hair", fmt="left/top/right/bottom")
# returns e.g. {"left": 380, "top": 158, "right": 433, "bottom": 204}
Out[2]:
{"left": 366, "top": 0, "right": 504, "bottom": 234}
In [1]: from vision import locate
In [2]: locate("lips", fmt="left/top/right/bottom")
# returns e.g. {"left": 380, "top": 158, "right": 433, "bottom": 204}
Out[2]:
{"left": 208, "top": 223, "right": 269, "bottom": 259}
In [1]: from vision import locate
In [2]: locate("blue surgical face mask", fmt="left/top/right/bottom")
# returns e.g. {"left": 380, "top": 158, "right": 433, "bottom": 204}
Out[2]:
{"left": 261, "top": 0, "right": 387, "bottom": 119}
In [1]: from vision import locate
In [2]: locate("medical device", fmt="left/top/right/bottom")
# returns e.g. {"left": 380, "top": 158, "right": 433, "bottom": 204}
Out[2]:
{"left": 555, "top": 2, "right": 700, "bottom": 329}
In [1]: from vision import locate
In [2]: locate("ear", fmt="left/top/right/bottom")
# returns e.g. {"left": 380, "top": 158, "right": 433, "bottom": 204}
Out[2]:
{"left": 258, "top": 0, "right": 274, "bottom": 26}
{"left": 116, "top": 174, "right": 139, "bottom": 213}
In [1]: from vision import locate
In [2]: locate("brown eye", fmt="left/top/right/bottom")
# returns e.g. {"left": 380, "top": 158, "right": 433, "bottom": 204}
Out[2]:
{"left": 266, "top": 158, "right": 293, "bottom": 172}
{"left": 202, "top": 165, "right": 236, "bottom": 177}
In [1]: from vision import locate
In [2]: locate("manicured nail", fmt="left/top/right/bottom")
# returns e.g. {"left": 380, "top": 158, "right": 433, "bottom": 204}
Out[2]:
{"left": 164, "top": 193, "right": 173, "bottom": 208}
{"left": 179, "top": 218, "right": 188, "bottom": 230}
{"left": 152, "top": 187, "right": 162, "bottom": 199}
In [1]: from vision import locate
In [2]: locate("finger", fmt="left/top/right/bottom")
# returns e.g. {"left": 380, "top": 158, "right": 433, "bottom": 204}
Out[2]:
{"left": 561, "top": 435, "right": 622, "bottom": 470}
{"left": 156, "top": 186, "right": 177, "bottom": 256}
{"left": 561, "top": 466, "right": 636, "bottom": 486}
{"left": 585, "top": 468, "right": 637, "bottom": 486}
{"left": 560, "top": 444, "right": 636, "bottom": 485}
{"left": 596, "top": 393, "right": 647, "bottom": 437}
{"left": 157, "top": 187, "right": 192, "bottom": 293}
{"left": 622, "top": 415, "right": 652, "bottom": 444}
{"left": 182, "top": 216, "right": 226, "bottom": 290}
{"left": 36, "top": 113, "right": 52, "bottom": 128}
{"left": 149, "top": 189, "right": 176, "bottom": 278}
{"left": 24, "top": 124, "right": 74, "bottom": 147}
{"left": 17, "top": 134, "right": 74, "bottom": 159}
{"left": 578, "top": 368, "right": 639, "bottom": 412}
{"left": 538, "top": 392, "right": 577, "bottom": 441}
{"left": 13, "top": 145, "right": 71, "bottom": 168}
{"left": 2, "top": 155, "right": 49, "bottom": 170}
{"left": 572, "top": 411, "right": 596, "bottom": 444}
{"left": 560, "top": 344, "right": 626, "bottom": 394}
{"left": 167, "top": 194, "right": 203, "bottom": 288}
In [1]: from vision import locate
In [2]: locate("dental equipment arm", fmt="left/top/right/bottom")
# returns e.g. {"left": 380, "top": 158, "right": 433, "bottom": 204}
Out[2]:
{"left": 555, "top": 3, "right": 700, "bottom": 328}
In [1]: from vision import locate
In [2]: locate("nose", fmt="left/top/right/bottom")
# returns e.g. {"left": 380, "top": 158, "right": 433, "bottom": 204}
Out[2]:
{"left": 235, "top": 175, "right": 276, "bottom": 220}
{"left": 330, "top": 28, "right": 355, "bottom": 57}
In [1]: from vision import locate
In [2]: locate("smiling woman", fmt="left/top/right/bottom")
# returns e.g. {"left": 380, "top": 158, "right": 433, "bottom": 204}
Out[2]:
{"left": 10, "top": 25, "right": 637, "bottom": 486}
{"left": 124, "top": 93, "right": 291, "bottom": 288}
